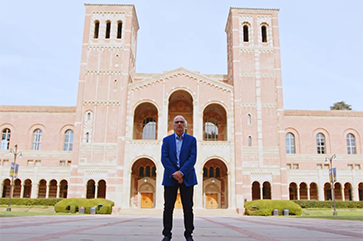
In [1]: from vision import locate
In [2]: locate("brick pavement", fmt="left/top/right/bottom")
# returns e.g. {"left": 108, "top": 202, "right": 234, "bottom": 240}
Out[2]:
{"left": 0, "top": 211, "right": 362, "bottom": 241}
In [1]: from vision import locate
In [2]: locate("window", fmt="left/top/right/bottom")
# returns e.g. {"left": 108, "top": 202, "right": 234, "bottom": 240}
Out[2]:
{"left": 205, "top": 121, "right": 218, "bottom": 141}
{"left": 209, "top": 167, "right": 214, "bottom": 177}
{"left": 32, "top": 129, "right": 42, "bottom": 150}
{"left": 142, "top": 117, "right": 156, "bottom": 140}
{"left": 35, "top": 160, "right": 41, "bottom": 167}
{"left": 86, "top": 132, "right": 90, "bottom": 143}
{"left": 87, "top": 112, "right": 92, "bottom": 121}
{"left": 139, "top": 166, "right": 144, "bottom": 177}
{"left": 2, "top": 159, "right": 9, "bottom": 165}
{"left": 64, "top": 130, "right": 74, "bottom": 151}
{"left": 1, "top": 128, "right": 11, "bottom": 150}
{"left": 347, "top": 164, "right": 353, "bottom": 170}
{"left": 355, "top": 164, "right": 361, "bottom": 170}
{"left": 27, "top": 160, "right": 34, "bottom": 166}
{"left": 216, "top": 167, "right": 221, "bottom": 178}
{"left": 286, "top": 164, "right": 291, "bottom": 169}
{"left": 347, "top": 134, "right": 356, "bottom": 154}
{"left": 203, "top": 167, "right": 208, "bottom": 178}
{"left": 316, "top": 164, "right": 322, "bottom": 169}
{"left": 247, "top": 114, "right": 251, "bottom": 125}
{"left": 105, "top": 21, "right": 111, "bottom": 39}
{"left": 243, "top": 25, "right": 249, "bottom": 42}
{"left": 94, "top": 20, "right": 100, "bottom": 38}
{"left": 261, "top": 25, "right": 267, "bottom": 42}
{"left": 248, "top": 136, "right": 252, "bottom": 146}
{"left": 145, "top": 166, "right": 151, "bottom": 177}
{"left": 60, "top": 160, "right": 66, "bottom": 166}
{"left": 292, "top": 164, "right": 299, "bottom": 169}
{"left": 323, "top": 164, "right": 329, "bottom": 169}
{"left": 316, "top": 133, "right": 325, "bottom": 154}
{"left": 151, "top": 167, "right": 156, "bottom": 177}
{"left": 117, "top": 21, "right": 122, "bottom": 39}
{"left": 286, "top": 133, "right": 295, "bottom": 154}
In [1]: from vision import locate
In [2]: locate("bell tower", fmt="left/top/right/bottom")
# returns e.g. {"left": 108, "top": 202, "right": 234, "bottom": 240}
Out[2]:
{"left": 70, "top": 4, "right": 139, "bottom": 201}
{"left": 225, "top": 7, "right": 288, "bottom": 211}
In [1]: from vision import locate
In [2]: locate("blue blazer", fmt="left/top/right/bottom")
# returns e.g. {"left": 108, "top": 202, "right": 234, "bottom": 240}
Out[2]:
{"left": 161, "top": 133, "right": 198, "bottom": 187}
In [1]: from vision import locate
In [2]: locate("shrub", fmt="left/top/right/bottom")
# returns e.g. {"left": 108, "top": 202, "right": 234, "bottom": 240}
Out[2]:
{"left": 0, "top": 198, "right": 62, "bottom": 206}
{"left": 54, "top": 198, "right": 114, "bottom": 214}
{"left": 244, "top": 200, "right": 302, "bottom": 216}
{"left": 294, "top": 200, "right": 363, "bottom": 209}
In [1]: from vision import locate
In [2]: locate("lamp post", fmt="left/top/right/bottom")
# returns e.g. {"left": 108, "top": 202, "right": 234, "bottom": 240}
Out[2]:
{"left": 6, "top": 144, "right": 22, "bottom": 211}
{"left": 325, "top": 154, "right": 337, "bottom": 216}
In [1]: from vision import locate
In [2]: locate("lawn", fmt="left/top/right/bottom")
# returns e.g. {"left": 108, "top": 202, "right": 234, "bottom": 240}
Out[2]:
{"left": 296, "top": 208, "right": 363, "bottom": 221}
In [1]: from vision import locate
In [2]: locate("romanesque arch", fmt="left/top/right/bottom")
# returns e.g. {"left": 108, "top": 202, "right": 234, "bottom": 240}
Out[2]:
{"left": 203, "top": 159, "right": 228, "bottom": 208}
{"left": 168, "top": 90, "right": 193, "bottom": 135}
{"left": 133, "top": 102, "right": 158, "bottom": 140}
{"left": 130, "top": 158, "right": 157, "bottom": 208}
{"left": 202, "top": 103, "right": 227, "bottom": 141}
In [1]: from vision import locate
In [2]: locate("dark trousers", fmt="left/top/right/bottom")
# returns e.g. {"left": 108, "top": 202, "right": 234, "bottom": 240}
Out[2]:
{"left": 162, "top": 183, "right": 194, "bottom": 238}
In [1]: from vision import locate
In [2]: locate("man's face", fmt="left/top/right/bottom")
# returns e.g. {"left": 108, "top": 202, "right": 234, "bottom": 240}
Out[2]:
{"left": 173, "top": 116, "right": 185, "bottom": 135}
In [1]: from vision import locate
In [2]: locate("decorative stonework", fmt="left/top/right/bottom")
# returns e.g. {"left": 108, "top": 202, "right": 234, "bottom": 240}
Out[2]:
{"left": 85, "top": 70, "right": 122, "bottom": 75}
{"left": 88, "top": 45, "right": 124, "bottom": 50}
{"left": 83, "top": 101, "right": 120, "bottom": 106}
{"left": 0, "top": 106, "right": 76, "bottom": 113}
{"left": 285, "top": 110, "right": 363, "bottom": 117}
{"left": 251, "top": 172, "right": 273, "bottom": 175}
{"left": 85, "top": 170, "right": 108, "bottom": 174}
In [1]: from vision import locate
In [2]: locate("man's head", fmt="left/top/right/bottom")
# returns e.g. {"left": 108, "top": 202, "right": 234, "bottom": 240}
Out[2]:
{"left": 173, "top": 115, "right": 186, "bottom": 137}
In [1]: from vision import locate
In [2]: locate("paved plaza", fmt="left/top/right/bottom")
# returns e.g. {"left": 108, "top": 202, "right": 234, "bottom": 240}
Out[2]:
{"left": 0, "top": 211, "right": 362, "bottom": 241}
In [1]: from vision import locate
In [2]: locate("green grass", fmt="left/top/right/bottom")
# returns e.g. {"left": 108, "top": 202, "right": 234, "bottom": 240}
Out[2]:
{"left": 295, "top": 208, "right": 363, "bottom": 221}
{"left": 0, "top": 211, "right": 73, "bottom": 217}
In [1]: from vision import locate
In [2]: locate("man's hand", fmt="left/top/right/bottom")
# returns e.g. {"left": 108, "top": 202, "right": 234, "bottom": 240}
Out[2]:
{"left": 172, "top": 171, "right": 183, "bottom": 183}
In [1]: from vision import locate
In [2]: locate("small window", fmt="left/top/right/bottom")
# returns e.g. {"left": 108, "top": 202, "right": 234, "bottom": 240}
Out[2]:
{"left": 32, "top": 129, "right": 42, "bottom": 150}
{"left": 292, "top": 164, "right": 299, "bottom": 169}
{"left": 87, "top": 112, "right": 92, "bottom": 121}
{"left": 86, "top": 132, "right": 90, "bottom": 143}
{"left": 94, "top": 21, "right": 100, "bottom": 39}
{"left": 286, "top": 133, "right": 296, "bottom": 154}
{"left": 151, "top": 167, "right": 156, "bottom": 177}
{"left": 347, "top": 164, "right": 353, "bottom": 170}
{"left": 286, "top": 164, "right": 291, "bottom": 169}
{"left": 1, "top": 128, "right": 11, "bottom": 150}
{"left": 355, "top": 164, "right": 361, "bottom": 170}
{"left": 67, "top": 160, "right": 72, "bottom": 166}
{"left": 105, "top": 21, "right": 111, "bottom": 39}
{"left": 35, "top": 160, "right": 41, "bottom": 167}
{"left": 3, "top": 159, "right": 9, "bottom": 166}
{"left": 247, "top": 114, "right": 251, "bottom": 125}
{"left": 117, "top": 21, "right": 122, "bottom": 39}
{"left": 323, "top": 164, "right": 329, "bottom": 169}
{"left": 205, "top": 121, "right": 218, "bottom": 141}
{"left": 60, "top": 160, "right": 66, "bottom": 166}
{"left": 209, "top": 167, "right": 214, "bottom": 178}
{"left": 27, "top": 160, "right": 34, "bottom": 166}
{"left": 203, "top": 167, "right": 208, "bottom": 178}
{"left": 145, "top": 166, "right": 151, "bottom": 177}
{"left": 216, "top": 167, "right": 221, "bottom": 178}
{"left": 139, "top": 166, "right": 144, "bottom": 177}
{"left": 316, "top": 133, "right": 325, "bottom": 154}
{"left": 261, "top": 25, "right": 267, "bottom": 42}
{"left": 64, "top": 130, "right": 74, "bottom": 151}
{"left": 243, "top": 25, "right": 249, "bottom": 42}
{"left": 316, "top": 164, "right": 322, "bottom": 169}
{"left": 347, "top": 134, "right": 356, "bottom": 154}
{"left": 248, "top": 136, "right": 252, "bottom": 146}
{"left": 142, "top": 117, "right": 156, "bottom": 140}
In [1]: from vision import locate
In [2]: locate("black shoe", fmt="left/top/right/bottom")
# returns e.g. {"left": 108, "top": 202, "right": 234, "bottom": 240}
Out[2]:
{"left": 186, "top": 237, "right": 194, "bottom": 241}
{"left": 162, "top": 236, "right": 171, "bottom": 241}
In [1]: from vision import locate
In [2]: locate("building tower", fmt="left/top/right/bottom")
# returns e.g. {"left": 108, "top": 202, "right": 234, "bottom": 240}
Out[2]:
{"left": 225, "top": 8, "right": 288, "bottom": 211}
{"left": 69, "top": 4, "right": 139, "bottom": 203}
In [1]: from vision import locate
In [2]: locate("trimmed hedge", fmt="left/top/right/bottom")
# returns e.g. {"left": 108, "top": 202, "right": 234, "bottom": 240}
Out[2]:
{"left": 293, "top": 200, "right": 363, "bottom": 209}
{"left": 244, "top": 200, "right": 302, "bottom": 216}
{"left": 0, "top": 198, "right": 63, "bottom": 206}
{"left": 54, "top": 198, "right": 114, "bottom": 214}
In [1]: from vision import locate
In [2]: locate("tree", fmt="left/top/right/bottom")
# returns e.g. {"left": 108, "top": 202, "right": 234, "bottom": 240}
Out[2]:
{"left": 330, "top": 101, "right": 352, "bottom": 110}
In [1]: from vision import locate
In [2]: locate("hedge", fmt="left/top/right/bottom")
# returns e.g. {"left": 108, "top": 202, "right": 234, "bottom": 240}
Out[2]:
{"left": 54, "top": 198, "right": 114, "bottom": 214}
{"left": 244, "top": 200, "right": 302, "bottom": 216}
{"left": 293, "top": 200, "right": 363, "bottom": 209}
{"left": 0, "top": 198, "right": 63, "bottom": 206}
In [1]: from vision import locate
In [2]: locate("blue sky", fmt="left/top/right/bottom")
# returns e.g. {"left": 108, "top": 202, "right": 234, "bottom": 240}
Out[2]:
{"left": 0, "top": 0, "right": 362, "bottom": 110}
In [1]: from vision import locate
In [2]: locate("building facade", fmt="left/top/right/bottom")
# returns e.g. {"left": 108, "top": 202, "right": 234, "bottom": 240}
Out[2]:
{"left": 1, "top": 4, "right": 362, "bottom": 213}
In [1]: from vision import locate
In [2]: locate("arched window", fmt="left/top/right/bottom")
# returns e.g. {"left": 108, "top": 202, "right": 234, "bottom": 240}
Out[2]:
{"left": 105, "top": 20, "right": 111, "bottom": 39}
{"left": 64, "top": 130, "right": 74, "bottom": 151}
{"left": 87, "top": 112, "right": 92, "bottom": 121}
{"left": 145, "top": 166, "right": 151, "bottom": 177}
{"left": 86, "top": 132, "right": 90, "bottom": 143}
{"left": 286, "top": 133, "right": 295, "bottom": 154}
{"left": 209, "top": 167, "right": 214, "bottom": 178}
{"left": 203, "top": 167, "right": 208, "bottom": 178}
{"left": 247, "top": 114, "right": 251, "bottom": 125}
{"left": 32, "top": 129, "right": 42, "bottom": 150}
{"left": 1, "top": 128, "right": 11, "bottom": 150}
{"left": 243, "top": 25, "right": 249, "bottom": 42}
{"left": 316, "top": 133, "right": 325, "bottom": 154}
{"left": 347, "top": 134, "right": 356, "bottom": 154}
{"left": 248, "top": 136, "right": 252, "bottom": 146}
{"left": 205, "top": 121, "right": 218, "bottom": 141}
{"left": 139, "top": 166, "right": 144, "bottom": 177}
{"left": 152, "top": 167, "right": 156, "bottom": 177}
{"left": 117, "top": 21, "right": 122, "bottom": 39}
{"left": 142, "top": 117, "right": 156, "bottom": 140}
{"left": 261, "top": 25, "right": 267, "bottom": 42}
{"left": 216, "top": 167, "right": 221, "bottom": 178}
{"left": 94, "top": 20, "right": 100, "bottom": 39}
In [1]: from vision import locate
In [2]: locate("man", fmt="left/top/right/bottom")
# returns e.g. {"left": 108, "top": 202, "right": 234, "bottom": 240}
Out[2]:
{"left": 161, "top": 115, "right": 197, "bottom": 241}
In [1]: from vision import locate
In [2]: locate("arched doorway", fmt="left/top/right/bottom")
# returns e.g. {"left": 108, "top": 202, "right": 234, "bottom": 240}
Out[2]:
{"left": 310, "top": 182, "right": 318, "bottom": 200}
{"left": 59, "top": 180, "right": 68, "bottom": 198}
{"left": 97, "top": 180, "right": 106, "bottom": 198}
{"left": 289, "top": 182, "right": 298, "bottom": 200}
{"left": 48, "top": 180, "right": 57, "bottom": 198}
{"left": 23, "top": 179, "right": 32, "bottom": 198}
{"left": 334, "top": 183, "right": 342, "bottom": 200}
{"left": 38, "top": 179, "right": 46, "bottom": 198}
{"left": 86, "top": 180, "right": 95, "bottom": 199}
{"left": 251, "top": 181, "right": 260, "bottom": 200}
{"left": 324, "top": 182, "right": 332, "bottom": 200}
{"left": 299, "top": 182, "right": 308, "bottom": 200}
{"left": 2, "top": 179, "right": 10, "bottom": 197}
{"left": 168, "top": 90, "right": 193, "bottom": 135}
{"left": 262, "top": 181, "right": 271, "bottom": 199}
{"left": 359, "top": 182, "right": 363, "bottom": 201}
{"left": 130, "top": 158, "right": 157, "bottom": 208}
{"left": 13, "top": 179, "right": 21, "bottom": 197}
{"left": 344, "top": 183, "right": 352, "bottom": 201}
{"left": 203, "top": 159, "right": 228, "bottom": 208}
